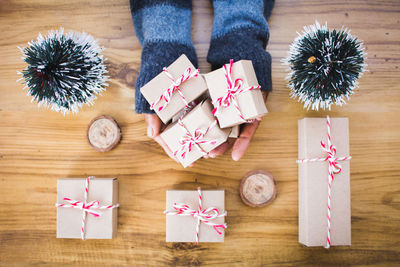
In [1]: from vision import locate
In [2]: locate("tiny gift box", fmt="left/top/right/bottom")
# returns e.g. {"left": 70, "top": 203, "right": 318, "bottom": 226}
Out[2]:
{"left": 204, "top": 59, "right": 268, "bottom": 128}
{"left": 56, "top": 177, "right": 119, "bottom": 239}
{"left": 140, "top": 54, "right": 208, "bottom": 124}
{"left": 161, "top": 99, "right": 230, "bottom": 167}
{"left": 297, "top": 117, "right": 351, "bottom": 248}
{"left": 165, "top": 188, "right": 226, "bottom": 243}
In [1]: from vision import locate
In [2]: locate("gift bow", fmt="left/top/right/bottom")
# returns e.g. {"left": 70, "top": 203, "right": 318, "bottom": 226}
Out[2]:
{"left": 55, "top": 176, "right": 120, "bottom": 240}
{"left": 150, "top": 67, "right": 199, "bottom": 112}
{"left": 297, "top": 116, "right": 351, "bottom": 248}
{"left": 164, "top": 187, "right": 227, "bottom": 244}
{"left": 174, "top": 119, "right": 217, "bottom": 159}
{"left": 212, "top": 59, "right": 261, "bottom": 121}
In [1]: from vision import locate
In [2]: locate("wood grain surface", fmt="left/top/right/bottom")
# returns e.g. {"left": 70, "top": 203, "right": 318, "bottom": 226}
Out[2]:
{"left": 1, "top": 0, "right": 400, "bottom": 266}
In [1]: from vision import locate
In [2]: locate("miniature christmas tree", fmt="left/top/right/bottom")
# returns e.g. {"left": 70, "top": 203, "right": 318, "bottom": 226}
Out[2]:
{"left": 18, "top": 28, "right": 108, "bottom": 114}
{"left": 283, "top": 22, "right": 366, "bottom": 110}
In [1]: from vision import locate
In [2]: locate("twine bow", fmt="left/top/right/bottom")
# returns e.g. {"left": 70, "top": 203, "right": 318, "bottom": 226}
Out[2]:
{"left": 164, "top": 187, "right": 227, "bottom": 244}
{"left": 173, "top": 119, "right": 217, "bottom": 159}
{"left": 296, "top": 116, "right": 351, "bottom": 248}
{"left": 55, "top": 176, "right": 120, "bottom": 240}
{"left": 212, "top": 59, "right": 261, "bottom": 122}
{"left": 150, "top": 67, "right": 199, "bottom": 112}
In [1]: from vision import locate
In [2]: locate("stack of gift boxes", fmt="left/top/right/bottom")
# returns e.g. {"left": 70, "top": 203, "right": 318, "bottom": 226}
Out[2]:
{"left": 140, "top": 54, "right": 268, "bottom": 167}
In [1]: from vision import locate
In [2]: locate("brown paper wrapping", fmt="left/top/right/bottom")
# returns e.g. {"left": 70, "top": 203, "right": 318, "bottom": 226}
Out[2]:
{"left": 161, "top": 99, "right": 230, "bottom": 167}
{"left": 56, "top": 178, "right": 118, "bottom": 239}
{"left": 204, "top": 60, "right": 268, "bottom": 128}
{"left": 140, "top": 54, "right": 208, "bottom": 124}
{"left": 298, "top": 118, "right": 351, "bottom": 247}
{"left": 229, "top": 125, "right": 240, "bottom": 138}
{"left": 166, "top": 190, "right": 225, "bottom": 242}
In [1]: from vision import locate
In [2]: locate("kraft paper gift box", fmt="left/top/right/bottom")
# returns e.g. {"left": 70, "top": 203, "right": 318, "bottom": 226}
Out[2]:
{"left": 140, "top": 54, "right": 208, "bottom": 124}
{"left": 160, "top": 99, "right": 230, "bottom": 167}
{"left": 56, "top": 177, "right": 118, "bottom": 239}
{"left": 204, "top": 60, "right": 268, "bottom": 128}
{"left": 298, "top": 117, "right": 351, "bottom": 247}
{"left": 165, "top": 189, "right": 226, "bottom": 242}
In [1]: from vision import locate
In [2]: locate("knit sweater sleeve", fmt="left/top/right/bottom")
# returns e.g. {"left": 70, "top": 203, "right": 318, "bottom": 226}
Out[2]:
{"left": 130, "top": 0, "right": 197, "bottom": 114}
{"left": 207, "top": 0, "right": 275, "bottom": 92}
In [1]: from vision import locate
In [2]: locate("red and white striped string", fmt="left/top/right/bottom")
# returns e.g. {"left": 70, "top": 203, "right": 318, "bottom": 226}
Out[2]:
{"left": 296, "top": 116, "right": 351, "bottom": 248}
{"left": 55, "top": 176, "right": 120, "bottom": 240}
{"left": 150, "top": 67, "right": 199, "bottom": 112}
{"left": 212, "top": 59, "right": 260, "bottom": 122}
{"left": 173, "top": 119, "right": 217, "bottom": 159}
{"left": 164, "top": 187, "right": 227, "bottom": 244}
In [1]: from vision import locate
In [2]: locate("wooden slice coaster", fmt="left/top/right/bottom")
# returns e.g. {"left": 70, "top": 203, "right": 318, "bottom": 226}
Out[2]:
{"left": 86, "top": 115, "right": 121, "bottom": 152}
{"left": 240, "top": 170, "right": 277, "bottom": 207}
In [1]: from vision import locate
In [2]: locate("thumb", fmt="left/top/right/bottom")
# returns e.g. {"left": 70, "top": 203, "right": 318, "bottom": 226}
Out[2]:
{"left": 144, "top": 114, "right": 162, "bottom": 138}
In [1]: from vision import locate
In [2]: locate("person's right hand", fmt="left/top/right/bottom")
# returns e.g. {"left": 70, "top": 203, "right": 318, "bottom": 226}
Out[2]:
{"left": 144, "top": 114, "right": 178, "bottom": 163}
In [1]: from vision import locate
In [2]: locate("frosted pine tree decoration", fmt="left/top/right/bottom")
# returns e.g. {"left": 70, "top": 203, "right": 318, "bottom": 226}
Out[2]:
{"left": 18, "top": 28, "right": 108, "bottom": 114}
{"left": 283, "top": 22, "right": 366, "bottom": 110}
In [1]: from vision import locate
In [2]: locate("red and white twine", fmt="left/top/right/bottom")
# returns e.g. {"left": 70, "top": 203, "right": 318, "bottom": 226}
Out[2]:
{"left": 150, "top": 67, "right": 199, "bottom": 112}
{"left": 173, "top": 119, "right": 217, "bottom": 159}
{"left": 296, "top": 116, "right": 351, "bottom": 248}
{"left": 212, "top": 59, "right": 261, "bottom": 122}
{"left": 55, "top": 176, "right": 120, "bottom": 240}
{"left": 164, "top": 187, "right": 227, "bottom": 244}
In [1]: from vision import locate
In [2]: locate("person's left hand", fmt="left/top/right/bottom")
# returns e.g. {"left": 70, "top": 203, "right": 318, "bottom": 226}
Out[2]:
{"left": 205, "top": 91, "right": 268, "bottom": 161}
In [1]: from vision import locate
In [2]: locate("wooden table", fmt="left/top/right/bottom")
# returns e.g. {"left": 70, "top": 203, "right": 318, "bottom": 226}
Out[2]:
{"left": 1, "top": 0, "right": 399, "bottom": 265}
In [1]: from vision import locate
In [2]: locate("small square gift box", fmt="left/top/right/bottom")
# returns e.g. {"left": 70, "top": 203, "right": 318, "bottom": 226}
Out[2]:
{"left": 160, "top": 99, "right": 230, "bottom": 167}
{"left": 297, "top": 116, "right": 351, "bottom": 248}
{"left": 140, "top": 54, "right": 208, "bottom": 124}
{"left": 164, "top": 188, "right": 226, "bottom": 243}
{"left": 56, "top": 177, "right": 119, "bottom": 239}
{"left": 204, "top": 59, "right": 268, "bottom": 128}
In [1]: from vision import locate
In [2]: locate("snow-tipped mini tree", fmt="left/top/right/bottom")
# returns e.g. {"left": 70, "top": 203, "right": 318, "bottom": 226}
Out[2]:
{"left": 19, "top": 28, "right": 108, "bottom": 114}
{"left": 283, "top": 21, "right": 366, "bottom": 110}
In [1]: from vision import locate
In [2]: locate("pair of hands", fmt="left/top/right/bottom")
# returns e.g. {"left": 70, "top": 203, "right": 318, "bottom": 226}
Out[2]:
{"left": 145, "top": 92, "right": 268, "bottom": 164}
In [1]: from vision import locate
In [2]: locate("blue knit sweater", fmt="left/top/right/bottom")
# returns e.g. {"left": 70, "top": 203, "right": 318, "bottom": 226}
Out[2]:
{"left": 131, "top": 0, "right": 274, "bottom": 114}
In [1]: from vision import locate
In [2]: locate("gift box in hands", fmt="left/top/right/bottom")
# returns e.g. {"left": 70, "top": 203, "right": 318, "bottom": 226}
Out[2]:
{"left": 139, "top": 55, "right": 268, "bottom": 167}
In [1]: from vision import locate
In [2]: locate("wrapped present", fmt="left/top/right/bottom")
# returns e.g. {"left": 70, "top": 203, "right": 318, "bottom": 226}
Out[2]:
{"left": 56, "top": 176, "right": 119, "bottom": 239}
{"left": 164, "top": 188, "right": 226, "bottom": 243}
{"left": 140, "top": 54, "right": 208, "bottom": 124}
{"left": 297, "top": 116, "right": 351, "bottom": 248}
{"left": 161, "top": 99, "right": 230, "bottom": 167}
{"left": 204, "top": 59, "right": 268, "bottom": 128}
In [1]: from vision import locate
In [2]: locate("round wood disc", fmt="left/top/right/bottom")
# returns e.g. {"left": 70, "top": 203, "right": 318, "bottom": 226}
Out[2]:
{"left": 240, "top": 170, "right": 277, "bottom": 207}
{"left": 86, "top": 115, "right": 121, "bottom": 152}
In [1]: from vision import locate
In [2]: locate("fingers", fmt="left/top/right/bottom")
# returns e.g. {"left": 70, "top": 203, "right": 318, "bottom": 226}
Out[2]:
{"left": 228, "top": 90, "right": 266, "bottom": 160}
{"left": 144, "top": 114, "right": 179, "bottom": 163}
{"left": 144, "top": 114, "right": 162, "bottom": 138}
{"left": 231, "top": 119, "right": 261, "bottom": 161}
{"left": 208, "top": 138, "right": 235, "bottom": 158}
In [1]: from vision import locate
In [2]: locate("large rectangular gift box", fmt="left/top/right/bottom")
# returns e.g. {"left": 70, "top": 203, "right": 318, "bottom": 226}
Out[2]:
{"left": 161, "top": 99, "right": 230, "bottom": 167}
{"left": 165, "top": 189, "right": 225, "bottom": 242}
{"left": 204, "top": 60, "right": 268, "bottom": 128}
{"left": 298, "top": 117, "right": 351, "bottom": 247}
{"left": 56, "top": 177, "right": 118, "bottom": 239}
{"left": 140, "top": 54, "right": 208, "bottom": 124}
